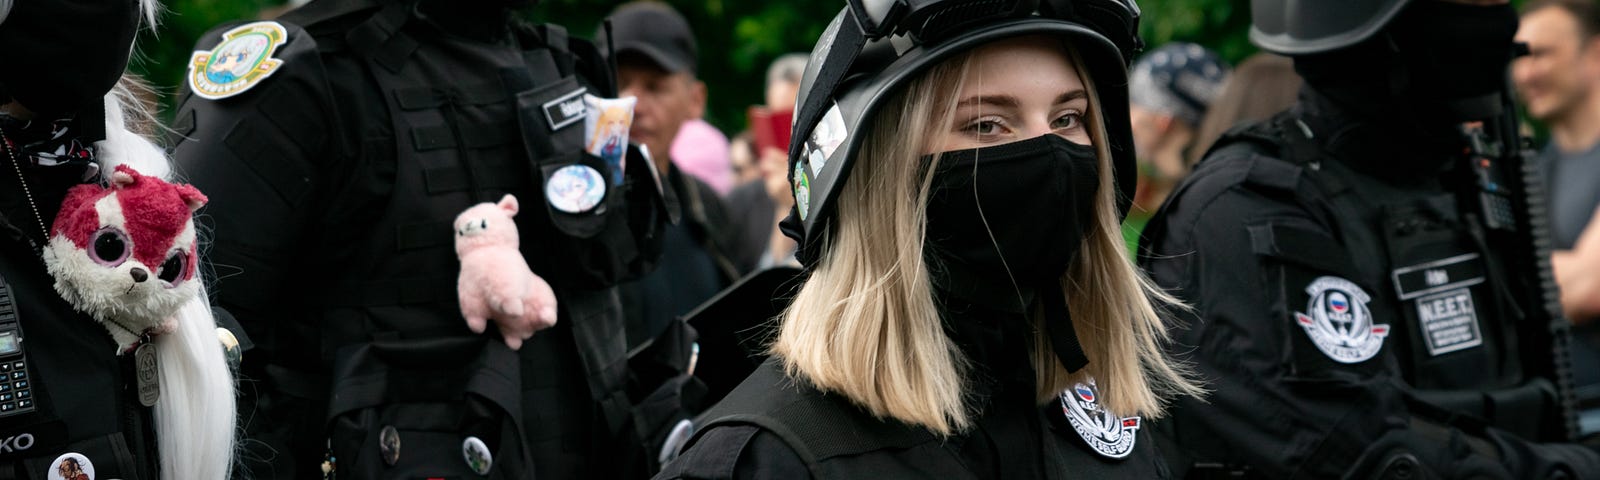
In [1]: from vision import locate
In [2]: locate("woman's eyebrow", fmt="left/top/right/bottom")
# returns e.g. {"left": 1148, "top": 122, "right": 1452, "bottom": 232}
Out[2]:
{"left": 956, "top": 94, "right": 1020, "bottom": 109}
{"left": 1056, "top": 89, "right": 1088, "bottom": 105}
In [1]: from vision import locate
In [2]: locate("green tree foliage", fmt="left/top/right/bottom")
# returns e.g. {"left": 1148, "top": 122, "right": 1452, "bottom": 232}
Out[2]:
{"left": 131, "top": 0, "right": 1257, "bottom": 134}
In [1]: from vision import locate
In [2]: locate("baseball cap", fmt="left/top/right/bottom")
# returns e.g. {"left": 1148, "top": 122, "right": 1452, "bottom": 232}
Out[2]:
{"left": 1128, "top": 42, "right": 1231, "bottom": 127}
{"left": 599, "top": 2, "right": 698, "bottom": 74}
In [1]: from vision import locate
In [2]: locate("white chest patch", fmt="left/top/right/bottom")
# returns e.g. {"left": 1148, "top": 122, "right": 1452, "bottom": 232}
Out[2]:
{"left": 1295, "top": 276, "right": 1390, "bottom": 363}
{"left": 1060, "top": 378, "right": 1140, "bottom": 459}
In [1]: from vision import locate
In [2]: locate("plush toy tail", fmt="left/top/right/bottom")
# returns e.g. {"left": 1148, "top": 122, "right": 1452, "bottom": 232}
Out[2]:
{"left": 101, "top": 78, "right": 237, "bottom": 480}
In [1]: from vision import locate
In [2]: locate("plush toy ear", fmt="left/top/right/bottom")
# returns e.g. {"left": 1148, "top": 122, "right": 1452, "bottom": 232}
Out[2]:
{"left": 498, "top": 194, "right": 519, "bottom": 216}
{"left": 176, "top": 184, "right": 209, "bottom": 213}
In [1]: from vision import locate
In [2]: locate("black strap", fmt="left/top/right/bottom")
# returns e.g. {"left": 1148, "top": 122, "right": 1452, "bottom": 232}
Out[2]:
{"left": 344, "top": 2, "right": 417, "bottom": 73}
{"left": 1040, "top": 282, "right": 1089, "bottom": 373}
{"left": 788, "top": 13, "right": 868, "bottom": 161}
{"left": 316, "top": 275, "right": 458, "bottom": 307}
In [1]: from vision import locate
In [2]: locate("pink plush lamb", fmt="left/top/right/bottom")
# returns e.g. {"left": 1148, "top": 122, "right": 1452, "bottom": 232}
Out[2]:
{"left": 454, "top": 194, "right": 558, "bottom": 350}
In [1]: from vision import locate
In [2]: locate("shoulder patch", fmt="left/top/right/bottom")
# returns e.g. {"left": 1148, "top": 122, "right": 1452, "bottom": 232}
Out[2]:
{"left": 1295, "top": 276, "right": 1389, "bottom": 363}
{"left": 1060, "top": 378, "right": 1141, "bottom": 460}
{"left": 187, "top": 21, "right": 290, "bottom": 100}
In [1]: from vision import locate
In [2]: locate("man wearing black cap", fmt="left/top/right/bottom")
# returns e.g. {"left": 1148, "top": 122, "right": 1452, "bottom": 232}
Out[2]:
{"left": 603, "top": 2, "right": 757, "bottom": 350}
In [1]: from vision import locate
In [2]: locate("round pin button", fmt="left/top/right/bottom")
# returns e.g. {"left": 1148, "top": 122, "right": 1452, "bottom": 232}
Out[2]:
{"left": 462, "top": 436, "right": 493, "bottom": 475}
{"left": 48, "top": 452, "right": 95, "bottom": 480}
{"left": 379, "top": 425, "right": 400, "bottom": 466}
{"left": 545, "top": 164, "right": 606, "bottom": 213}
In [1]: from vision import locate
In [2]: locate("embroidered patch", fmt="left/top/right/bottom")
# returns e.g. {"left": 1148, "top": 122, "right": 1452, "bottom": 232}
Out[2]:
{"left": 1060, "top": 378, "right": 1140, "bottom": 459}
{"left": 1415, "top": 287, "right": 1483, "bottom": 356}
{"left": 187, "top": 22, "right": 289, "bottom": 100}
{"left": 1391, "top": 253, "right": 1486, "bottom": 301}
{"left": 1295, "top": 276, "right": 1389, "bottom": 364}
{"left": 545, "top": 164, "right": 606, "bottom": 214}
{"left": 48, "top": 452, "right": 94, "bottom": 480}
{"left": 543, "top": 88, "right": 587, "bottom": 131}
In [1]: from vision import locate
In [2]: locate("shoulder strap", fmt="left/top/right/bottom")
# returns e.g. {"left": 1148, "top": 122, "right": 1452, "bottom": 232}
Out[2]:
{"left": 687, "top": 360, "right": 938, "bottom": 473}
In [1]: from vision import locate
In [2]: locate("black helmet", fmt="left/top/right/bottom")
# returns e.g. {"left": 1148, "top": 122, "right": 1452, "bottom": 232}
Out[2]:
{"left": 1250, "top": 0, "right": 1410, "bottom": 55}
{"left": 785, "top": 0, "right": 1143, "bottom": 264}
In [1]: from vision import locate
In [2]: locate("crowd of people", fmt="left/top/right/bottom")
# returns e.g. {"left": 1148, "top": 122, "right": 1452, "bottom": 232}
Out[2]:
{"left": 3, "top": 0, "right": 1600, "bottom": 478}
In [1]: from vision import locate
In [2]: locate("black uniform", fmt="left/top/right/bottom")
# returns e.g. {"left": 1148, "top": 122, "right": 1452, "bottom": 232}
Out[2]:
{"left": 659, "top": 294, "right": 1169, "bottom": 480}
{"left": 170, "top": 0, "right": 682, "bottom": 478}
{"left": 1140, "top": 87, "right": 1600, "bottom": 479}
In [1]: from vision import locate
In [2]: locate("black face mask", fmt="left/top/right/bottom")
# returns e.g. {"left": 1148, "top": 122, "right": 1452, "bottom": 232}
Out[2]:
{"left": 0, "top": 0, "right": 140, "bottom": 118}
{"left": 1390, "top": 1, "right": 1519, "bottom": 114}
{"left": 923, "top": 134, "right": 1099, "bottom": 373}
{"left": 925, "top": 134, "right": 1099, "bottom": 286}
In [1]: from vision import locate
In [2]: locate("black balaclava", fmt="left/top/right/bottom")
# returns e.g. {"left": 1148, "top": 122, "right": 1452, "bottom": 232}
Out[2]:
{"left": 1291, "top": 1, "right": 1519, "bottom": 176}
{"left": 924, "top": 134, "right": 1100, "bottom": 373}
{"left": 0, "top": 0, "right": 140, "bottom": 119}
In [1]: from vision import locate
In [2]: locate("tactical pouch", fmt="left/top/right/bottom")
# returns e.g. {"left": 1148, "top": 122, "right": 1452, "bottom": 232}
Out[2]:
{"left": 325, "top": 335, "right": 533, "bottom": 479}
{"left": 515, "top": 78, "right": 673, "bottom": 290}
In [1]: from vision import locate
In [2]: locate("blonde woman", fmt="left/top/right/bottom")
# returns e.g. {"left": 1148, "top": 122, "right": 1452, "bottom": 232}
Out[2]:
{"left": 657, "top": 1, "right": 1198, "bottom": 478}
{"left": 0, "top": 1, "right": 236, "bottom": 479}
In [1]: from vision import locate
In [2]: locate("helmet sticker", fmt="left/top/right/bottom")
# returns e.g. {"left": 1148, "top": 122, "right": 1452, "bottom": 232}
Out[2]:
{"left": 803, "top": 104, "right": 848, "bottom": 175}
{"left": 187, "top": 22, "right": 289, "bottom": 100}
{"left": 1295, "top": 276, "right": 1389, "bottom": 363}
{"left": 793, "top": 162, "right": 811, "bottom": 221}
{"left": 1060, "top": 378, "right": 1141, "bottom": 459}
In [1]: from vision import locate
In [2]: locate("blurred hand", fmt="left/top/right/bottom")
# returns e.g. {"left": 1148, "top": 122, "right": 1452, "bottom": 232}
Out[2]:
{"left": 758, "top": 147, "right": 794, "bottom": 209}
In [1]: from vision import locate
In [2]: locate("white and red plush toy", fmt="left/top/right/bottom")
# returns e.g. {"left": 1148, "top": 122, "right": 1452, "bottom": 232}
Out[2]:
{"left": 41, "top": 164, "right": 207, "bottom": 353}
{"left": 454, "top": 194, "right": 558, "bottom": 350}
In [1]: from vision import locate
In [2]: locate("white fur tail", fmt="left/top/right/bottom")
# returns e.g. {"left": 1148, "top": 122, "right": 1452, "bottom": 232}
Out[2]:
{"left": 100, "top": 84, "right": 236, "bottom": 480}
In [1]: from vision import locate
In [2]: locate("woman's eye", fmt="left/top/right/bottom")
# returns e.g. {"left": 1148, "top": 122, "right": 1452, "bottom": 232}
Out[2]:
{"left": 963, "top": 118, "right": 1005, "bottom": 137}
{"left": 1052, "top": 113, "right": 1082, "bottom": 131}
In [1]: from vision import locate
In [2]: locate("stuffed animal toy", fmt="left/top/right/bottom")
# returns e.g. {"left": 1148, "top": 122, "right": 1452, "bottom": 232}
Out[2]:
{"left": 454, "top": 194, "right": 558, "bottom": 350}
{"left": 41, "top": 164, "right": 207, "bottom": 353}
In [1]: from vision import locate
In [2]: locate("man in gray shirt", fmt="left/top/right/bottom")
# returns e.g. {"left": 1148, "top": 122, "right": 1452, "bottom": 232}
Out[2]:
{"left": 1515, "top": 0, "right": 1600, "bottom": 429}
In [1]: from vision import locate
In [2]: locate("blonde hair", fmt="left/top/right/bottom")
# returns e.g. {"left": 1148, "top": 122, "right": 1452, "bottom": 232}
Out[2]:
{"left": 772, "top": 42, "right": 1201, "bottom": 436}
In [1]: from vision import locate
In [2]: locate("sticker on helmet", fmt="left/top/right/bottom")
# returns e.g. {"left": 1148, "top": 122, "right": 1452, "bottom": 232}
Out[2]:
{"left": 545, "top": 164, "right": 606, "bottom": 214}
{"left": 794, "top": 162, "right": 811, "bottom": 221}
{"left": 803, "top": 104, "right": 848, "bottom": 175}
{"left": 187, "top": 22, "right": 289, "bottom": 100}
{"left": 1060, "top": 378, "right": 1140, "bottom": 459}
{"left": 1295, "top": 276, "right": 1389, "bottom": 363}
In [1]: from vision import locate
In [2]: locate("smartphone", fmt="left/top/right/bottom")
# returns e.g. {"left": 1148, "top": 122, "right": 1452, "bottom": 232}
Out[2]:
{"left": 748, "top": 106, "right": 793, "bottom": 154}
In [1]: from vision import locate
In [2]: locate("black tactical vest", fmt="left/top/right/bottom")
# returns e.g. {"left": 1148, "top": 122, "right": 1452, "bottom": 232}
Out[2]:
{"left": 295, "top": 3, "right": 671, "bottom": 477}
{"left": 1211, "top": 113, "right": 1567, "bottom": 441}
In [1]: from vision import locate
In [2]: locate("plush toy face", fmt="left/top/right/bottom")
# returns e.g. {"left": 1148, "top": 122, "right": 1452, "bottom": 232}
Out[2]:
{"left": 42, "top": 165, "right": 206, "bottom": 349}
{"left": 454, "top": 194, "right": 521, "bottom": 255}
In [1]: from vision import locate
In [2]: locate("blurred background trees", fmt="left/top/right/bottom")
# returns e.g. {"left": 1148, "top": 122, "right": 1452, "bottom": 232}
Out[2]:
{"left": 132, "top": 0, "right": 1255, "bottom": 134}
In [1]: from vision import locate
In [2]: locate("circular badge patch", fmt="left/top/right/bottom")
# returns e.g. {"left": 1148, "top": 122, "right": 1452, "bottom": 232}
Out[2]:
{"left": 1060, "top": 378, "right": 1140, "bottom": 460}
{"left": 545, "top": 164, "right": 607, "bottom": 213}
{"left": 48, "top": 452, "right": 94, "bottom": 480}
{"left": 462, "top": 436, "right": 493, "bottom": 476}
{"left": 1294, "top": 276, "right": 1390, "bottom": 364}
{"left": 187, "top": 22, "right": 289, "bottom": 100}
